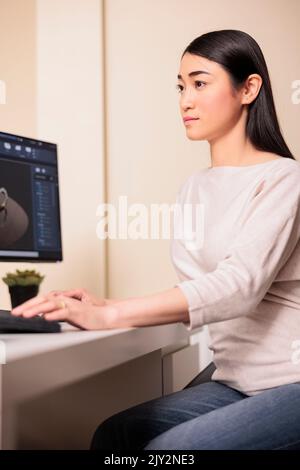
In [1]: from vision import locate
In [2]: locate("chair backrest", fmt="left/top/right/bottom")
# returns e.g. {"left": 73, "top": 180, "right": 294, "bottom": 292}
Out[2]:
{"left": 184, "top": 362, "right": 216, "bottom": 389}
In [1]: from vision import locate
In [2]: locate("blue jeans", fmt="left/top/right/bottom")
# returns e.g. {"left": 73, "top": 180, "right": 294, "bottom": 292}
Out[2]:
{"left": 90, "top": 380, "right": 300, "bottom": 450}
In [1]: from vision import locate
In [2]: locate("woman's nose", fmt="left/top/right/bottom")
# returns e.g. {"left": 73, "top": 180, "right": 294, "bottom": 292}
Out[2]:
{"left": 180, "top": 90, "right": 195, "bottom": 111}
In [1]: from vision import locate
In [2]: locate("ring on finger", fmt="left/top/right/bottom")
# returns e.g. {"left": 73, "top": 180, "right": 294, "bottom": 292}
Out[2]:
{"left": 57, "top": 300, "right": 66, "bottom": 310}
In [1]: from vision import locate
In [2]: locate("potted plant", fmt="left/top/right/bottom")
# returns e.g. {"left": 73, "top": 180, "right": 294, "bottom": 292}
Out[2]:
{"left": 2, "top": 269, "right": 45, "bottom": 308}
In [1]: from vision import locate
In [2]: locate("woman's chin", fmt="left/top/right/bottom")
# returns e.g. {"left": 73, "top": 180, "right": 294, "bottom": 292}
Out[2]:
{"left": 186, "top": 131, "right": 207, "bottom": 141}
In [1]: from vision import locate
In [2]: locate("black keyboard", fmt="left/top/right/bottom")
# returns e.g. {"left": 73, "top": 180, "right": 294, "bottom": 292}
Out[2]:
{"left": 0, "top": 309, "right": 61, "bottom": 333}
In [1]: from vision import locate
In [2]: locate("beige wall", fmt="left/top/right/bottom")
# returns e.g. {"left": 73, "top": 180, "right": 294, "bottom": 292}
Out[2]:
{"left": 0, "top": 0, "right": 106, "bottom": 309}
{"left": 105, "top": 0, "right": 300, "bottom": 300}
{"left": 35, "top": 0, "right": 106, "bottom": 300}
{"left": 0, "top": 0, "right": 37, "bottom": 307}
{"left": 0, "top": 0, "right": 37, "bottom": 136}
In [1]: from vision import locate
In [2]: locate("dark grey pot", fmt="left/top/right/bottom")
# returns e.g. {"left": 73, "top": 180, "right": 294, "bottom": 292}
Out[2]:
{"left": 9, "top": 285, "right": 39, "bottom": 309}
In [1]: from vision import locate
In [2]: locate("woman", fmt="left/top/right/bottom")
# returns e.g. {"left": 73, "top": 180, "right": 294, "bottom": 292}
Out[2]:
{"left": 11, "top": 29, "right": 300, "bottom": 450}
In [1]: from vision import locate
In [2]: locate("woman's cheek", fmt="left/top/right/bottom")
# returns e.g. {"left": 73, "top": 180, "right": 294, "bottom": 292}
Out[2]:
{"left": 208, "top": 91, "right": 237, "bottom": 127}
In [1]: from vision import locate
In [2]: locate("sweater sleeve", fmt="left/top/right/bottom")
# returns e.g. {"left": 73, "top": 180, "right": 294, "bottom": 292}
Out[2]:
{"left": 175, "top": 164, "right": 300, "bottom": 331}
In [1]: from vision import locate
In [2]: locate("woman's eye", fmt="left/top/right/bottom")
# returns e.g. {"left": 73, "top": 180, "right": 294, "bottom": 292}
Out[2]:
{"left": 175, "top": 81, "right": 206, "bottom": 93}
{"left": 195, "top": 80, "right": 206, "bottom": 89}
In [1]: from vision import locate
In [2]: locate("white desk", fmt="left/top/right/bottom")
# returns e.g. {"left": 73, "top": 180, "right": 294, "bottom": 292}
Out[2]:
{"left": 0, "top": 322, "right": 198, "bottom": 449}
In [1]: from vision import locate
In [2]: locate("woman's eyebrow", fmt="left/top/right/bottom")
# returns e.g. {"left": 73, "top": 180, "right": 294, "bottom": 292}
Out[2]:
{"left": 177, "top": 70, "right": 212, "bottom": 80}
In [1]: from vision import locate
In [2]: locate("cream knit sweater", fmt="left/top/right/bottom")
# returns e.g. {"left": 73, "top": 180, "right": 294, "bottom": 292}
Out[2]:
{"left": 171, "top": 158, "right": 300, "bottom": 395}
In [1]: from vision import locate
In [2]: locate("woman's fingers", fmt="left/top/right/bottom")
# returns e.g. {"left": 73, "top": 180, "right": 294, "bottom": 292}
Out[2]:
{"left": 43, "top": 309, "right": 68, "bottom": 322}
{"left": 44, "top": 311, "right": 85, "bottom": 329}
{"left": 47, "top": 290, "right": 63, "bottom": 297}
{"left": 11, "top": 291, "right": 70, "bottom": 316}
{"left": 60, "top": 289, "right": 85, "bottom": 300}
{"left": 11, "top": 292, "right": 94, "bottom": 330}
{"left": 42, "top": 298, "right": 86, "bottom": 329}
{"left": 12, "top": 295, "right": 69, "bottom": 319}
{"left": 20, "top": 299, "right": 62, "bottom": 318}
{"left": 11, "top": 294, "right": 48, "bottom": 315}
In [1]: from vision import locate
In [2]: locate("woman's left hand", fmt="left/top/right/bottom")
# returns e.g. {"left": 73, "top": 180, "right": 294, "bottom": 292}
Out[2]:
{"left": 10, "top": 293, "right": 117, "bottom": 330}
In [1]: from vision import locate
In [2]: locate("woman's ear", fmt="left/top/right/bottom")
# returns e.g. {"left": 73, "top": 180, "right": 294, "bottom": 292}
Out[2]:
{"left": 241, "top": 74, "right": 263, "bottom": 105}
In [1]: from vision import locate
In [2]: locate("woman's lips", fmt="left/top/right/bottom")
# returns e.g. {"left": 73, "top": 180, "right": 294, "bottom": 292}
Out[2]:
{"left": 184, "top": 118, "right": 199, "bottom": 125}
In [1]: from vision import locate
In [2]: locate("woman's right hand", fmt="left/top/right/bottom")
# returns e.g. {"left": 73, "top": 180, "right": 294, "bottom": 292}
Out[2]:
{"left": 47, "top": 288, "right": 107, "bottom": 307}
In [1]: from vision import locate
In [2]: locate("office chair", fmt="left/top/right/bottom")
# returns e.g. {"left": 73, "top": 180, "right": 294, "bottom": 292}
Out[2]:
{"left": 184, "top": 361, "right": 216, "bottom": 389}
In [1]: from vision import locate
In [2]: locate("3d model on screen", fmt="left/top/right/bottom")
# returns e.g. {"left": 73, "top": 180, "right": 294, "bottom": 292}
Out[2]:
{"left": 0, "top": 187, "right": 29, "bottom": 247}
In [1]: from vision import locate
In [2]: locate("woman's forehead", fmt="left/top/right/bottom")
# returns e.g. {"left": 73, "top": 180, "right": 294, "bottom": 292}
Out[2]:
{"left": 179, "top": 53, "right": 222, "bottom": 77}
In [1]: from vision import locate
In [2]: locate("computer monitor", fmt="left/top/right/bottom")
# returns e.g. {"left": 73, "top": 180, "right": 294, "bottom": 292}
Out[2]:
{"left": 0, "top": 131, "right": 63, "bottom": 262}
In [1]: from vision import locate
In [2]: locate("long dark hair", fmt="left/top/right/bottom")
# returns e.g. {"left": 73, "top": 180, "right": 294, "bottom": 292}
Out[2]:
{"left": 182, "top": 29, "right": 295, "bottom": 160}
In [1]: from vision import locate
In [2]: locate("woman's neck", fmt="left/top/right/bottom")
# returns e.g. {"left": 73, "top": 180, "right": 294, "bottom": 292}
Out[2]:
{"left": 208, "top": 114, "right": 259, "bottom": 167}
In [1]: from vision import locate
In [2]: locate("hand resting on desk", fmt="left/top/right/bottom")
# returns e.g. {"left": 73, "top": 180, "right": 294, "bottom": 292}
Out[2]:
{"left": 47, "top": 288, "right": 107, "bottom": 307}
{"left": 10, "top": 288, "right": 118, "bottom": 330}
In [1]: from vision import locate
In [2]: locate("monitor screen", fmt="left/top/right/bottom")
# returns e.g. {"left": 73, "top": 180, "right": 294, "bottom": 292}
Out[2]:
{"left": 0, "top": 131, "right": 63, "bottom": 262}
